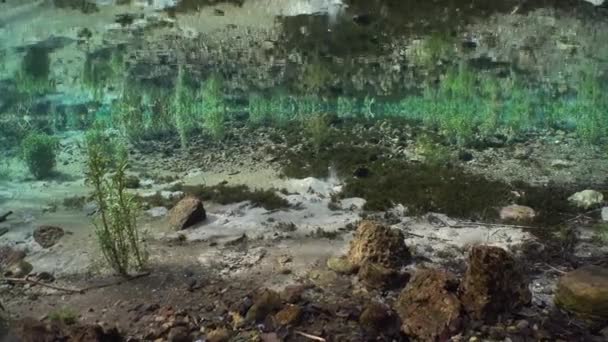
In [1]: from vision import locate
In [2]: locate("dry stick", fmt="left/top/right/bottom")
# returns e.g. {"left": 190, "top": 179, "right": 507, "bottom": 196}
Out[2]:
{"left": 79, "top": 272, "right": 151, "bottom": 292}
{"left": 3, "top": 277, "right": 83, "bottom": 294}
{"left": 294, "top": 331, "right": 326, "bottom": 342}
{"left": 2, "top": 272, "right": 151, "bottom": 294}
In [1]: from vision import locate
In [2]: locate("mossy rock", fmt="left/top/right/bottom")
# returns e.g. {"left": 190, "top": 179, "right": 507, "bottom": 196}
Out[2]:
{"left": 326, "top": 256, "right": 358, "bottom": 274}
{"left": 555, "top": 265, "right": 608, "bottom": 320}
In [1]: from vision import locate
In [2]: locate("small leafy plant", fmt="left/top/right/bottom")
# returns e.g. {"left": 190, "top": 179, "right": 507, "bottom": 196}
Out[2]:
{"left": 21, "top": 132, "right": 58, "bottom": 179}
{"left": 85, "top": 129, "right": 147, "bottom": 276}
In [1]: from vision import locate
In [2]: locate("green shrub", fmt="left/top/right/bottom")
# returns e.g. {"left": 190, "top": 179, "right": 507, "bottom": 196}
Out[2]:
{"left": 173, "top": 65, "right": 197, "bottom": 148}
{"left": 303, "top": 113, "right": 331, "bottom": 152}
{"left": 21, "top": 132, "right": 58, "bottom": 179}
{"left": 86, "top": 130, "right": 147, "bottom": 276}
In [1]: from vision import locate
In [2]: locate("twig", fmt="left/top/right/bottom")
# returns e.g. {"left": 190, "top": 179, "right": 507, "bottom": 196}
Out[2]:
{"left": 80, "top": 272, "right": 151, "bottom": 292}
{"left": 3, "top": 277, "right": 83, "bottom": 294}
{"left": 295, "top": 331, "right": 326, "bottom": 342}
{"left": 564, "top": 208, "right": 602, "bottom": 223}
{"left": 456, "top": 221, "right": 537, "bottom": 230}
{"left": 545, "top": 263, "right": 567, "bottom": 275}
{"left": 2, "top": 272, "right": 151, "bottom": 294}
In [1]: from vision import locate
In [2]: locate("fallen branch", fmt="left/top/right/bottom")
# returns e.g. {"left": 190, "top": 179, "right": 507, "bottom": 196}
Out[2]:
{"left": 3, "top": 277, "right": 83, "bottom": 294}
{"left": 0, "top": 211, "right": 13, "bottom": 223}
{"left": 545, "top": 263, "right": 567, "bottom": 275}
{"left": 2, "top": 272, "right": 151, "bottom": 294}
{"left": 295, "top": 331, "right": 326, "bottom": 342}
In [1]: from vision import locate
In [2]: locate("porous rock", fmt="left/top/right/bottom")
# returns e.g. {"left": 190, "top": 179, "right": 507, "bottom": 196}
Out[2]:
{"left": 34, "top": 225, "right": 65, "bottom": 248}
{"left": 246, "top": 288, "right": 282, "bottom": 322}
{"left": 459, "top": 245, "right": 531, "bottom": 321}
{"left": 326, "top": 256, "right": 358, "bottom": 274}
{"left": 358, "top": 262, "right": 408, "bottom": 290}
{"left": 347, "top": 220, "right": 411, "bottom": 269}
{"left": 499, "top": 204, "right": 536, "bottom": 222}
{"left": 360, "top": 302, "right": 399, "bottom": 333}
{"left": 555, "top": 265, "right": 608, "bottom": 320}
{"left": 395, "top": 268, "right": 462, "bottom": 341}
{"left": 168, "top": 196, "right": 206, "bottom": 230}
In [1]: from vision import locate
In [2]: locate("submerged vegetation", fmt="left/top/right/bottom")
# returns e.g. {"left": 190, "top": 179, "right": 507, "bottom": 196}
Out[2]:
{"left": 21, "top": 132, "right": 58, "bottom": 179}
{"left": 15, "top": 46, "right": 53, "bottom": 95}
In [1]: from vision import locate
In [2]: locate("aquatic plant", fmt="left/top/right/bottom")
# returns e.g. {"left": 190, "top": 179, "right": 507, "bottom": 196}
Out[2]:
{"left": 199, "top": 76, "right": 226, "bottom": 140}
{"left": 173, "top": 65, "right": 197, "bottom": 148}
{"left": 82, "top": 48, "right": 125, "bottom": 100}
{"left": 248, "top": 94, "right": 270, "bottom": 125}
{"left": 48, "top": 307, "right": 78, "bottom": 325}
{"left": 412, "top": 31, "right": 455, "bottom": 68}
{"left": 21, "top": 132, "right": 58, "bottom": 179}
{"left": 85, "top": 130, "right": 147, "bottom": 276}
{"left": 15, "top": 46, "right": 53, "bottom": 95}
{"left": 112, "top": 86, "right": 146, "bottom": 141}
{"left": 303, "top": 113, "right": 331, "bottom": 152}
{"left": 336, "top": 96, "right": 358, "bottom": 118}
{"left": 298, "top": 59, "right": 333, "bottom": 94}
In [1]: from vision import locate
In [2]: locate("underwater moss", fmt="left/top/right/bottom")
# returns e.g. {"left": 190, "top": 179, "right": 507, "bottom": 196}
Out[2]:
{"left": 171, "top": 183, "right": 290, "bottom": 210}
{"left": 48, "top": 307, "right": 78, "bottom": 325}
{"left": 303, "top": 113, "right": 331, "bottom": 152}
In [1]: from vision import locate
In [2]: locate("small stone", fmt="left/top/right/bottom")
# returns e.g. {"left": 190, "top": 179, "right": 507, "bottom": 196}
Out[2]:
{"left": 326, "top": 256, "right": 358, "bottom": 274}
{"left": 246, "top": 289, "right": 282, "bottom": 322}
{"left": 167, "top": 326, "right": 191, "bottom": 342}
{"left": 499, "top": 205, "right": 535, "bottom": 222}
{"left": 281, "top": 285, "right": 307, "bottom": 303}
{"left": 568, "top": 190, "right": 604, "bottom": 209}
{"left": 6, "top": 260, "right": 33, "bottom": 278}
{"left": 359, "top": 302, "right": 397, "bottom": 333}
{"left": 274, "top": 304, "right": 302, "bottom": 326}
{"left": 206, "top": 327, "right": 230, "bottom": 342}
{"left": 357, "top": 262, "right": 407, "bottom": 290}
{"left": 601, "top": 207, "right": 608, "bottom": 222}
{"left": 146, "top": 207, "right": 168, "bottom": 218}
{"left": 555, "top": 265, "right": 608, "bottom": 319}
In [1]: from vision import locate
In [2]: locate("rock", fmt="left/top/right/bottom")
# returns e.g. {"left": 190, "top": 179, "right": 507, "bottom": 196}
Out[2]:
{"left": 281, "top": 285, "right": 308, "bottom": 303}
{"left": 347, "top": 220, "right": 411, "bottom": 269}
{"left": 601, "top": 207, "right": 608, "bottom": 222}
{"left": 358, "top": 262, "right": 408, "bottom": 290}
{"left": 167, "top": 326, "right": 191, "bottom": 342}
{"left": 206, "top": 327, "right": 230, "bottom": 342}
{"left": 307, "top": 269, "right": 339, "bottom": 287}
{"left": 33, "top": 225, "right": 65, "bottom": 248}
{"left": 568, "top": 190, "right": 604, "bottom": 209}
{"left": 0, "top": 246, "right": 26, "bottom": 270}
{"left": 274, "top": 304, "right": 302, "bottom": 326}
{"left": 555, "top": 265, "right": 608, "bottom": 319}
{"left": 124, "top": 175, "right": 140, "bottom": 189}
{"left": 499, "top": 205, "right": 536, "bottom": 222}
{"left": 551, "top": 159, "right": 574, "bottom": 168}
{"left": 69, "top": 325, "right": 123, "bottom": 341}
{"left": 5, "top": 260, "right": 33, "bottom": 278}
{"left": 395, "top": 269, "right": 462, "bottom": 341}
{"left": 146, "top": 206, "right": 169, "bottom": 218}
{"left": 359, "top": 302, "right": 398, "bottom": 333}
{"left": 168, "top": 196, "right": 206, "bottom": 230}
{"left": 459, "top": 245, "right": 531, "bottom": 321}
{"left": 326, "top": 256, "right": 358, "bottom": 274}
{"left": 246, "top": 289, "right": 282, "bottom": 322}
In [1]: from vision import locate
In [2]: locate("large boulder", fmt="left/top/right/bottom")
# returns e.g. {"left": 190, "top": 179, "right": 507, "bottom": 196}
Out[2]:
{"left": 499, "top": 205, "right": 535, "bottom": 222}
{"left": 555, "top": 265, "right": 608, "bottom": 320}
{"left": 34, "top": 225, "right": 65, "bottom": 248}
{"left": 168, "top": 196, "right": 206, "bottom": 230}
{"left": 395, "top": 268, "right": 462, "bottom": 341}
{"left": 347, "top": 220, "right": 411, "bottom": 269}
{"left": 459, "top": 245, "right": 531, "bottom": 321}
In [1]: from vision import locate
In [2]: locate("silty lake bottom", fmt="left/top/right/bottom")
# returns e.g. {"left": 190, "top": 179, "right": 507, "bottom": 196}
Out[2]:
{"left": 1, "top": 0, "right": 608, "bottom": 340}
